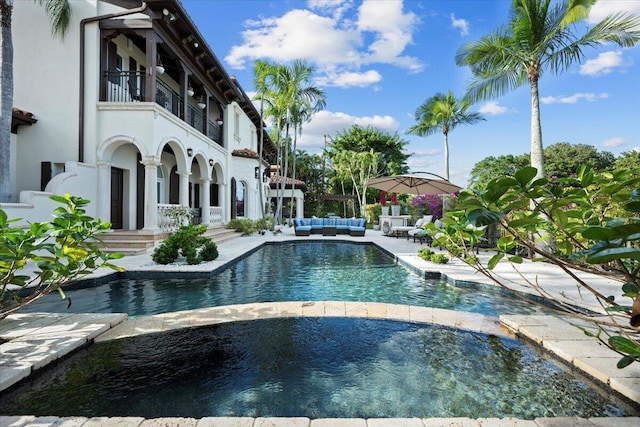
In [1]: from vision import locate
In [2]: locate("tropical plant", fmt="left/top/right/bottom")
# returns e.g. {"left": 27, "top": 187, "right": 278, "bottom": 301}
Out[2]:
{"left": 1, "top": 0, "right": 71, "bottom": 202}
{"left": 225, "top": 218, "right": 258, "bottom": 235}
{"left": 252, "top": 59, "right": 273, "bottom": 228}
{"left": 254, "top": 59, "right": 325, "bottom": 225}
{"left": 428, "top": 165, "right": 640, "bottom": 367}
{"left": 410, "top": 194, "right": 444, "bottom": 219}
{"left": 151, "top": 225, "right": 218, "bottom": 265}
{"left": 328, "top": 125, "right": 410, "bottom": 177}
{"left": 332, "top": 149, "right": 384, "bottom": 218}
{"left": 0, "top": 194, "right": 123, "bottom": 320}
{"left": 406, "top": 91, "right": 484, "bottom": 180}
{"left": 365, "top": 203, "right": 382, "bottom": 224}
{"left": 456, "top": 0, "right": 640, "bottom": 179}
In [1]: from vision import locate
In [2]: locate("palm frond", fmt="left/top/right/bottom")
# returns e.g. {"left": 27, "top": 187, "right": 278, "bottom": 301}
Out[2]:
{"left": 34, "top": 0, "right": 71, "bottom": 39}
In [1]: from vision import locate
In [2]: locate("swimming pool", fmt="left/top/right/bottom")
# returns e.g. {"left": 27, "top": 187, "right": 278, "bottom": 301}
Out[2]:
{"left": 0, "top": 317, "right": 631, "bottom": 419}
{"left": 24, "top": 242, "right": 555, "bottom": 317}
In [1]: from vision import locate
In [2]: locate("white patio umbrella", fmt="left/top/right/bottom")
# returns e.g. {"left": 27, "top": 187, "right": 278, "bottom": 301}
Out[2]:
{"left": 367, "top": 172, "right": 462, "bottom": 195}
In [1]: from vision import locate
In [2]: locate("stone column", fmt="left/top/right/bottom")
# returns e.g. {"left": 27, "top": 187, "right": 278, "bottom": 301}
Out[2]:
{"left": 201, "top": 178, "right": 211, "bottom": 226}
{"left": 178, "top": 171, "right": 190, "bottom": 207}
{"left": 96, "top": 161, "right": 110, "bottom": 223}
{"left": 141, "top": 156, "right": 160, "bottom": 231}
{"left": 296, "top": 195, "right": 304, "bottom": 219}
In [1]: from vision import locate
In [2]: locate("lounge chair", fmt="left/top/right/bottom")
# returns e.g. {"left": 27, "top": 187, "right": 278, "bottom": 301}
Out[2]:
{"left": 406, "top": 215, "right": 433, "bottom": 243}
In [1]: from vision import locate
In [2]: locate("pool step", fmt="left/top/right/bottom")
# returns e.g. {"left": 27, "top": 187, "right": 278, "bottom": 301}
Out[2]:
{"left": 95, "top": 226, "right": 241, "bottom": 256}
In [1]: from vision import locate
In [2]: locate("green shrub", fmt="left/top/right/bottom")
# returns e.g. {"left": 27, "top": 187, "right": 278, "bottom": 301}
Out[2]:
{"left": 151, "top": 225, "right": 219, "bottom": 265}
{"left": 429, "top": 253, "right": 450, "bottom": 264}
{"left": 150, "top": 243, "right": 178, "bottom": 265}
{"left": 226, "top": 218, "right": 257, "bottom": 235}
{"left": 417, "top": 247, "right": 434, "bottom": 261}
{"left": 417, "top": 247, "right": 449, "bottom": 264}
{"left": 200, "top": 240, "right": 219, "bottom": 261}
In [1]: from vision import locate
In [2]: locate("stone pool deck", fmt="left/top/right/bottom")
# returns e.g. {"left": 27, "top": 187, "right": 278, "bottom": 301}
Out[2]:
{"left": 1, "top": 226, "right": 639, "bottom": 426}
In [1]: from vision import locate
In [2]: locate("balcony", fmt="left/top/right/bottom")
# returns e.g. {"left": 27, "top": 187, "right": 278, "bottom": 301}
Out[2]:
{"left": 102, "top": 71, "right": 223, "bottom": 147}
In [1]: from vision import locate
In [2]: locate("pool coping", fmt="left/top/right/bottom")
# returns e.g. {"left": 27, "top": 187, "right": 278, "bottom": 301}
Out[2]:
{"left": 1, "top": 231, "right": 639, "bottom": 426}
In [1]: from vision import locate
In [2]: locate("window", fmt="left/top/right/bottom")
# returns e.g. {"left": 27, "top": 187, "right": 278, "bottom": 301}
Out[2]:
{"left": 157, "top": 166, "right": 164, "bottom": 203}
{"left": 236, "top": 181, "right": 245, "bottom": 217}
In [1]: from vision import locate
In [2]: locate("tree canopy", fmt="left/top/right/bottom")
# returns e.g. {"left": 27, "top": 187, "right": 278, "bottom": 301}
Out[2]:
{"left": 327, "top": 125, "right": 409, "bottom": 177}
{"left": 469, "top": 142, "right": 615, "bottom": 189}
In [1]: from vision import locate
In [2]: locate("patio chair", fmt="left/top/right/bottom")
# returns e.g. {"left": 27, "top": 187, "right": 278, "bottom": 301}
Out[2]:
{"left": 407, "top": 215, "right": 433, "bottom": 243}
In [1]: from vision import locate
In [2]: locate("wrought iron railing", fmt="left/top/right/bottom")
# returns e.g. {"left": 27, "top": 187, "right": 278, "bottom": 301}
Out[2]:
{"left": 101, "top": 71, "right": 223, "bottom": 147}
{"left": 207, "top": 120, "right": 223, "bottom": 147}
{"left": 187, "top": 105, "right": 204, "bottom": 134}
{"left": 156, "top": 79, "right": 183, "bottom": 117}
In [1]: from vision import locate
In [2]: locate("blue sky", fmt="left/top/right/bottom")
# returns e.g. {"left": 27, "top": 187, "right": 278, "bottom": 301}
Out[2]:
{"left": 182, "top": 0, "right": 640, "bottom": 187}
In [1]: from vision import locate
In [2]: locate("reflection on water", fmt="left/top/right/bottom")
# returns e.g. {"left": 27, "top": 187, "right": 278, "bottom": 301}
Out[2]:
{"left": 24, "top": 242, "right": 554, "bottom": 317}
{"left": 0, "top": 318, "right": 630, "bottom": 419}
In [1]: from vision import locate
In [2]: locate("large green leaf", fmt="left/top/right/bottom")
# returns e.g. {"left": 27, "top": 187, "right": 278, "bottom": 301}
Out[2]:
{"left": 609, "top": 336, "right": 640, "bottom": 355}
{"left": 581, "top": 226, "right": 616, "bottom": 241}
{"left": 467, "top": 209, "right": 503, "bottom": 226}
{"left": 514, "top": 167, "right": 538, "bottom": 187}
{"left": 487, "top": 253, "right": 504, "bottom": 270}
{"left": 586, "top": 247, "right": 640, "bottom": 264}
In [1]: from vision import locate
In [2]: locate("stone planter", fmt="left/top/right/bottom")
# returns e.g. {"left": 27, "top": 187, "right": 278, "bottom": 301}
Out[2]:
{"left": 391, "top": 205, "right": 401, "bottom": 216}
{"left": 381, "top": 206, "right": 390, "bottom": 216}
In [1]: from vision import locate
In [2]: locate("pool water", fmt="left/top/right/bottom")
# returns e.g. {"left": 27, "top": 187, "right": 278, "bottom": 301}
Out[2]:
{"left": 0, "top": 317, "right": 630, "bottom": 419}
{"left": 24, "top": 242, "right": 554, "bottom": 317}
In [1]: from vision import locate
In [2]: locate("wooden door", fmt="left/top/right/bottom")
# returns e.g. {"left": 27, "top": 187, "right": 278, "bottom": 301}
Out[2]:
{"left": 110, "top": 167, "right": 124, "bottom": 229}
{"left": 136, "top": 156, "right": 144, "bottom": 229}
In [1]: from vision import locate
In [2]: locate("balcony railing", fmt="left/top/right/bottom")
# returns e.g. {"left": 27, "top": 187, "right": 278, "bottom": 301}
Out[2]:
{"left": 102, "top": 71, "right": 223, "bottom": 148}
{"left": 207, "top": 119, "right": 222, "bottom": 147}
{"left": 156, "top": 79, "right": 183, "bottom": 117}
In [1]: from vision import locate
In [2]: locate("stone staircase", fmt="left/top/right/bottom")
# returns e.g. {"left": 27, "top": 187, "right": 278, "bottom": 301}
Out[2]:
{"left": 95, "top": 226, "right": 241, "bottom": 256}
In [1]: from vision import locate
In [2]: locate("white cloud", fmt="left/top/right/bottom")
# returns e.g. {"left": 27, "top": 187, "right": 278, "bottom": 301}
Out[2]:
{"left": 316, "top": 70, "right": 382, "bottom": 88}
{"left": 450, "top": 13, "right": 469, "bottom": 36}
{"left": 295, "top": 110, "right": 399, "bottom": 152}
{"left": 588, "top": 1, "right": 640, "bottom": 23}
{"left": 308, "top": 0, "right": 355, "bottom": 20}
{"left": 603, "top": 137, "right": 626, "bottom": 148}
{"left": 580, "top": 51, "right": 628, "bottom": 76}
{"left": 478, "top": 101, "right": 508, "bottom": 115}
{"left": 225, "top": 0, "right": 424, "bottom": 88}
{"left": 226, "top": 10, "right": 358, "bottom": 69}
{"left": 541, "top": 92, "right": 609, "bottom": 104}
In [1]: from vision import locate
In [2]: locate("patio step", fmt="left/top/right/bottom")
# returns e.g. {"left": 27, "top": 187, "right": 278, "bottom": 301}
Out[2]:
{"left": 95, "top": 226, "right": 241, "bottom": 256}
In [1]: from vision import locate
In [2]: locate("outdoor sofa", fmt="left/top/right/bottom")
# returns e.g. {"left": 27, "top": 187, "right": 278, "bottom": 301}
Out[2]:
{"left": 294, "top": 217, "right": 367, "bottom": 237}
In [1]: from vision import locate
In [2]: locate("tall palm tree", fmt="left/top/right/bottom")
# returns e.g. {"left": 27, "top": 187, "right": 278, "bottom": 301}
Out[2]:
{"left": 252, "top": 59, "right": 276, "bottom": 229}
{"left": 269, "top": 60, "right": 325, "bottom": 224}
{"left": 456, "top": 0, "right": 640, "bottom": 179}
{"left": 406, "top": 91, "right": 484, "bottom": 181}
{"left": 1, "top": 0, "right": 71, "bottom": 202}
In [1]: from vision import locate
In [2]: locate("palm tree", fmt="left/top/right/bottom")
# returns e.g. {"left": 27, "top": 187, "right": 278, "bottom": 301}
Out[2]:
{"left": 268, "top": 60, "right": 325, "bottom": 224}
{"left": 406, "top": 91, "right": 484, "bottom": 180}
{"left": 252, "top": 59, "right": 275, "bottom": 229}
{"left": 1, "top": 0, "right": 71, "bottom": 202}
{"left": 456, "top": 0, "right": 640, "bottom": 179}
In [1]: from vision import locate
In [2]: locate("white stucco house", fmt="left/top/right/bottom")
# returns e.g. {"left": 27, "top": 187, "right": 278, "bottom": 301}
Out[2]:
{"left": 3, "top": 0, "right": 287, "bottom": 238}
